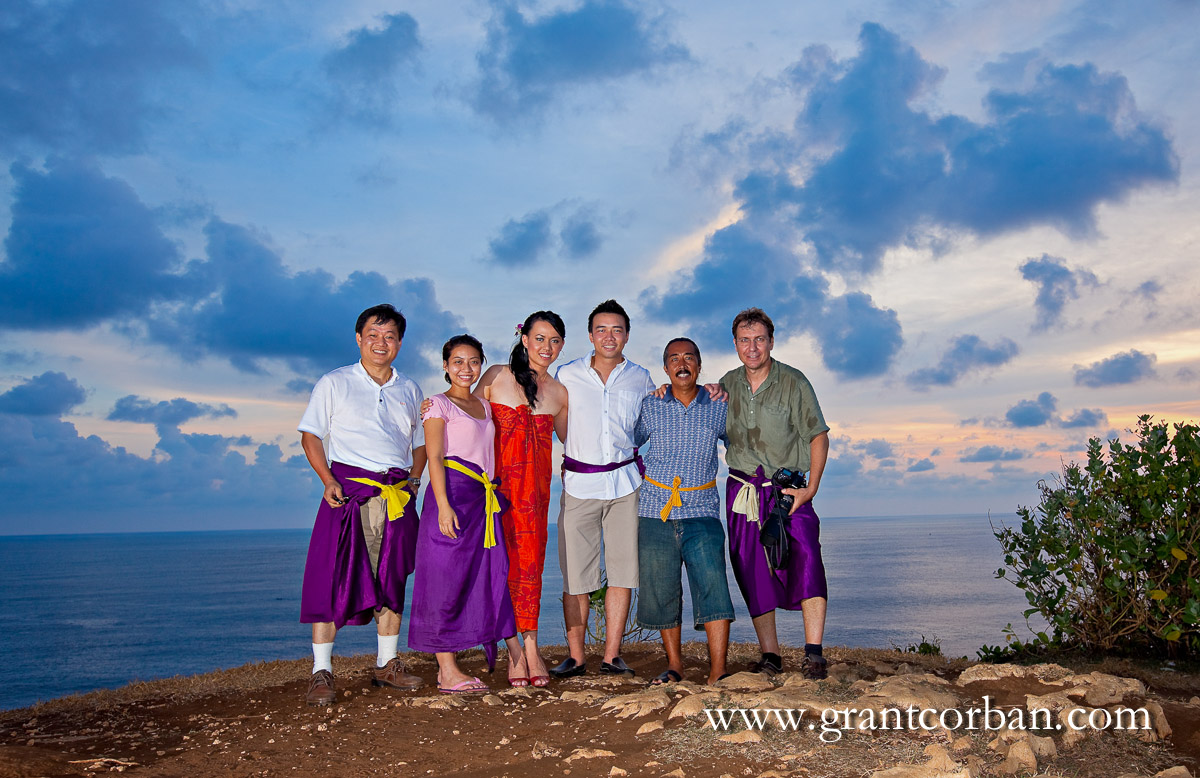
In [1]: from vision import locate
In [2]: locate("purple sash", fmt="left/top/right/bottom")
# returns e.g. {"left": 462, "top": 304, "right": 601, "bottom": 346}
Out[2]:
{"left": 300, "top": 462, "right": 417, "bottom": 628}
{"left": 408, "top": 456, "right": 516, "bottom": 666}
{"left": 725, "top": 466, "right": 827, "bottom": 617}
{"left": 562, "top": 449, "right": 645, "bottom": 477}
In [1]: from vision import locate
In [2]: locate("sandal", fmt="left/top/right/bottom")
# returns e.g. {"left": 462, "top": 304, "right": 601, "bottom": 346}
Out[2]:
{"left": 439, "top": 677, "right": 488, "bottom": 694}
{"left": 529, "top": 675, "right": 550, "bottom": 687}
{"left": 650, "top": 669, "right": 682, "bottom": 686}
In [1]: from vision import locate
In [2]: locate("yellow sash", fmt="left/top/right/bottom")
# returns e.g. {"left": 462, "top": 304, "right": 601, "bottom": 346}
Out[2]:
{"left": 643, "top": 475, "right": 717, "bottom": 521}
{"left": 345, "top": 477, "right": 410, "bottom": 520}
{"left": 728, "top": 473, "right": 761, "bottom": 524}
{"left": 443, "top": 459, "right": 500, "bottom": 549}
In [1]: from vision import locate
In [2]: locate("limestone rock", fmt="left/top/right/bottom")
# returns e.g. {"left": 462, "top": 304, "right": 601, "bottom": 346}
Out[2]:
{"left": 997, "top": 740, "right": 1037, "bottom": 775}
{"left": 868, "top": 766, "right": 971, "bottom": 778}
{"left": 669, "top": 692, "right": 721, "bottom": 719}
{"left": 1155, "top": 768, "right": 1194, "bottom": 778}
{"left": 949, "top": 735, "right": 973, "bottom": 753}
{"left": 956, "top": 663, "right": 1073, "bottom": 685}
{"left": 564, "top": 748, "right": 616, "bottom": 763}
{"left": 713, "top": 671, "right": 774, "bottom": 692}
{"left": 923, "top": 744, "right": 960, "bottom": 771}
{"left": 482, "top": 694, "right": 503, "bottom": 706}
{"left": 662, "top": 770, "right": 686, "bottom": 778}
{"left": 609, "top": 768, "right": 628, "bottom": 777}
{"left": 637, "top": 720, "right": 665, "bottom": 735}
{"left": 1140, "top": 700, "right": 1173, "bottom": 742}
{"left": 1027, "top": 734, "right": 1056, "bottom": 760}
{"left": 718, "top": 729, "right": 763, "bottom": 744}
{"left": 1065, "top": 672, "right": 1146, "bottom": 706}
{"left": 778, "top": 673, "right": 817, "bottom": 690}
{"left": 602, "top": 689, "right": 672, "bottom": 718}
{"left": 856, "top": 673, "right": 961, "bottom": 713}
{"left": 1026, "top": 690, "right": 1077, "bottom": 714}
{"left": 531, "top": 741, "right": 561, "bottom": 760}
{"left": 561, "top": 689, "right": 611, "bottom": 705}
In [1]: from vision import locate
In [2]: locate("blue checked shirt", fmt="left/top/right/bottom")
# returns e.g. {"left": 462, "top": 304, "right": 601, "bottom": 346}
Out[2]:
{"left": 633, "top": 390, "right": 728, "bottom": 520}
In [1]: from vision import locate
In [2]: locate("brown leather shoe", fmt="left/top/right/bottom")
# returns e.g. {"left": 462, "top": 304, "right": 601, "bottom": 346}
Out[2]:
{"left": 306, "top": 670, "right": 336, "bottom": 706}
{"left": 372, "top": 657, "right": 424, "bottom": 689}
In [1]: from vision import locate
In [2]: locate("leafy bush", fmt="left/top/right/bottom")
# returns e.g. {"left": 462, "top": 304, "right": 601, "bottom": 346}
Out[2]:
{"left": 993, "top": 415, "right": 1199, "bottom": 657}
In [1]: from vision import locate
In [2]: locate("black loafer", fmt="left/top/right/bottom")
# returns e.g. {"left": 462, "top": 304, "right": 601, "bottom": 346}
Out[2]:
{"left": 600, "top": 656, "right": 635, "bottom": 676}
{"left": 549, "top": 657, "right": 587, "bottom": 678}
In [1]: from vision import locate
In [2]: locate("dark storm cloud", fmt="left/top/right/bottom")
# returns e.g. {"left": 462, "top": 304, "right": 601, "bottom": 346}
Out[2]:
{"left": 144, "top": 219, "right": 463, "bottom": 377}
{"left": 1073, "top": 349, "right": 1157, "bottom": 387}
{"left": 730, "top": 24, "right": 1177, "bottom": 276}
{"left": 0, "top": 405, "right": 315, "bottom": 533}
{"left": 0, "top": 372, "right": 86, "bottom": 416}
{"left": 906, "top": 334, "right": 1019, "bottom": 389}
{"left": 108, "top": 395, "right": 237, "bottom": 434}
{"left": 1019, "top": 254, "right": 1100, "bottom": 331}
{"left": 960, "top": 445, "right": 1025, "bottom": 463}
{"left": 640, "top": 223, "right": 901, "bottom": 379}
{"left": 560, "top": 207, "right": 604, "bottom": 260}
{"left": 0, "top": 160, "right": 200, "bottom": 329}
{"left": 906, "top": 458, "right": 935, "bottom": 473}
{"left": 486, "top": 211, "right": 553, "bottom": 266}
{"left": 0, "top": 0, "right": 200, "bottom": 154}
{"left": 0, "top": 165, "right": 462, "bottom": 380}
{"left": 1059, "top": 407, "right": 1108, "bottom": 428}
{"left": 1005, "top": 391, "right": 1057, "bottom": 428}
{"left": 322, "top": 13, "right": 423, "bottom": 128}
{"left": 470, "top": 0, "right": 689, "bottom": 122}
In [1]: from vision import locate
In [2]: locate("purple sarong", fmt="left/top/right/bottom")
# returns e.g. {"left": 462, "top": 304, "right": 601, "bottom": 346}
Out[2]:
{"left": 408, "top": 456, "right": 516, "bottom": 656}
{"left": 300, "top": 462, "right": 418, "bottom": 628}
{"left": 725, "top": 467, "right": 827, "bottom": 618}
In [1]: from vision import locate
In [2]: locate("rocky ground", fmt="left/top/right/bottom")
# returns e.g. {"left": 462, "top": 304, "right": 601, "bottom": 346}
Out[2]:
{"left": 1, "top": 642, "right": 1198, "bottom": 778}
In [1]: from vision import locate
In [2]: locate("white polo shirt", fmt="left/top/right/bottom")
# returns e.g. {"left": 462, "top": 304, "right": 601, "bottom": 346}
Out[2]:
{"left": 298, "top": 361, "right": 425, "bottom": 473}
{"left": 556, "top": 353, "right": 655, "bottom": 500}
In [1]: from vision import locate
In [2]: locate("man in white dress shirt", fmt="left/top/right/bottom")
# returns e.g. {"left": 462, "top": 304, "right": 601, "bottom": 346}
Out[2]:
{"left": 549, "top": 300, "right": 655, "bottom": 678}
{"left": 298, "top": 304, "right": 428, "bottom": 705}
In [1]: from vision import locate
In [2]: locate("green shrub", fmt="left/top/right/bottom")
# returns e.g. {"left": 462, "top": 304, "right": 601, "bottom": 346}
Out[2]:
{"left": 993, "top": 415, "right": 1199, "bottom": 657}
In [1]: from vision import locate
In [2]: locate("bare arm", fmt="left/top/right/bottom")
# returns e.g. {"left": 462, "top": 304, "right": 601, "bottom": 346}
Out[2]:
{"left": 473, "top": 364, "right": 504, "bottom": 400}
{"left": 410, "top": 444, "right": 427, "bottom": 487}
{"left": 785, "top": 431, "right": 828, "bottom": 514}
{"left": 423, "top": 416, "right": 459, "bottom": 539}
{"left": 301, "top": 431, "right": 345, "bottom": 508}
{"left": 554, "top": 392, "right": 569, "bottom": 443}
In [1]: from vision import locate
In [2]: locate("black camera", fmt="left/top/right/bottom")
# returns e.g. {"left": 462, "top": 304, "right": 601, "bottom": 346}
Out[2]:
{"left": 760, "top": 467, "right": 807, "bottom": 571}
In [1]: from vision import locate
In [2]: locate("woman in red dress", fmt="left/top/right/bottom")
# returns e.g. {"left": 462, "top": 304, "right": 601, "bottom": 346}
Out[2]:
{"left": 474, "top": 311, "right": 568, "bottom": 686}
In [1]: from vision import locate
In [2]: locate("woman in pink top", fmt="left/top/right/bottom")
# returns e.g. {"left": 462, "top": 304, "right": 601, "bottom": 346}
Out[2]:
{"left": 408, "top": 335, "right": 517, "bottom": 693}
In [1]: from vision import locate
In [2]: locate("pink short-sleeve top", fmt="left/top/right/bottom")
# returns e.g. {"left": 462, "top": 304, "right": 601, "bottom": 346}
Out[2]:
{"left": 422, "top": 393, "right": 496, "bottom": 478}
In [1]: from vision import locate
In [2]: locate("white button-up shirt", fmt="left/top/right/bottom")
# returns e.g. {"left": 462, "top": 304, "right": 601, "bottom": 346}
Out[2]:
{"left": 556, "top": 353, "right": 655, "bottom": 500}
{"left": 298, "top": 362, "right": 425, "bottom": 472}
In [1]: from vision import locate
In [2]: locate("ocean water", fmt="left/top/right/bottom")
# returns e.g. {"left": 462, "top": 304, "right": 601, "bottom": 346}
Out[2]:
{"left": 0, "top": 513, "right": 1033, "bottom": 711}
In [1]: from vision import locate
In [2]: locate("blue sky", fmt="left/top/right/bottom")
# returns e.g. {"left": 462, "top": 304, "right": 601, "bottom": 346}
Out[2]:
{"left": 1, "top": 0, "right": 1197, "bottom": 534}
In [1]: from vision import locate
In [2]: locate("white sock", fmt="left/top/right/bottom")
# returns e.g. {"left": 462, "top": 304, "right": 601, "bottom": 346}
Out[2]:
{"left": 377, "top": 634, "right": 399, "bottom": 668}
{"left": 312, "top": 642, "right": 334, "bottom": 674}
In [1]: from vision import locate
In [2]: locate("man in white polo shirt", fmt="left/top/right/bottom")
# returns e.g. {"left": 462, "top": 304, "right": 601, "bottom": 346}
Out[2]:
{"left": 298, "top": 303, "right": 427, "bottom": 705}
{"left": 549, "top": 300, "right": 655, "bottom": 678}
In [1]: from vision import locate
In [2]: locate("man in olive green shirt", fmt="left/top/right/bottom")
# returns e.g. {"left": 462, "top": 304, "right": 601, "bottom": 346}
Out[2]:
{"left": 720, "top": 307, "right": 830, "bottom": 679}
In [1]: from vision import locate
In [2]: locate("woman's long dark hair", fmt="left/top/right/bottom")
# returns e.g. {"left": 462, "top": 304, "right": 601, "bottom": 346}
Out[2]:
{"left": 510, "top": 311, "right": 565, "bottom": 409}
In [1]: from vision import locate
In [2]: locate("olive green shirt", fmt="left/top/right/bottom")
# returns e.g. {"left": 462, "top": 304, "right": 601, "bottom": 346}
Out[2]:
{"left": 720, "top": 359, "right": 829, "bottom": 474}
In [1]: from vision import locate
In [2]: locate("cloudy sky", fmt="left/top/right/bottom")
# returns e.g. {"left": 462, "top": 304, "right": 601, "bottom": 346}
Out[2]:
{"left": 1, "top": 0, "right": 1196, "bottom": 534}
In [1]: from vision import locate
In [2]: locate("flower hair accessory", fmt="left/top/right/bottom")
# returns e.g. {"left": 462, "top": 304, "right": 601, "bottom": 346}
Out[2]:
{"left": 515, "top": 323, "right": 525, "bottom": 336}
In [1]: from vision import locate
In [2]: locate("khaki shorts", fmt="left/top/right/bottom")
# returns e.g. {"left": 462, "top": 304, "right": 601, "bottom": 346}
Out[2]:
{"left": 557, "top": 490, "right": 639, "bottom": 594}
{"left": 360, "top": 495, "right": 387, "bottom": 577}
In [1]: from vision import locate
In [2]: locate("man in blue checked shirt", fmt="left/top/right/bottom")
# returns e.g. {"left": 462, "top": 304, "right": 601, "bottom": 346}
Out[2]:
{"left": 633, "top": 337, "right": 735, "bottom": 685}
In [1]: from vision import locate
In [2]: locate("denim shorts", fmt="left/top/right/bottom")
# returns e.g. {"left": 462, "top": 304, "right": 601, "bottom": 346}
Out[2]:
{"left": 636, "top": 515, "right": 735, "bottom": 630}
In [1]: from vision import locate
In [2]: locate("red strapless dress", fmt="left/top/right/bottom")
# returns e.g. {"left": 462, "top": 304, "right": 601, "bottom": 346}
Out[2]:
{"left": 490, "top": 402, "right": 555, "bottom": 632}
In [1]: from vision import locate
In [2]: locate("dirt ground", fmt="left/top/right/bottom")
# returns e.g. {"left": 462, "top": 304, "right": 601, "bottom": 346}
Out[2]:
{"left": 1, "top": 643, "right": 1197, "bottom": 778}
